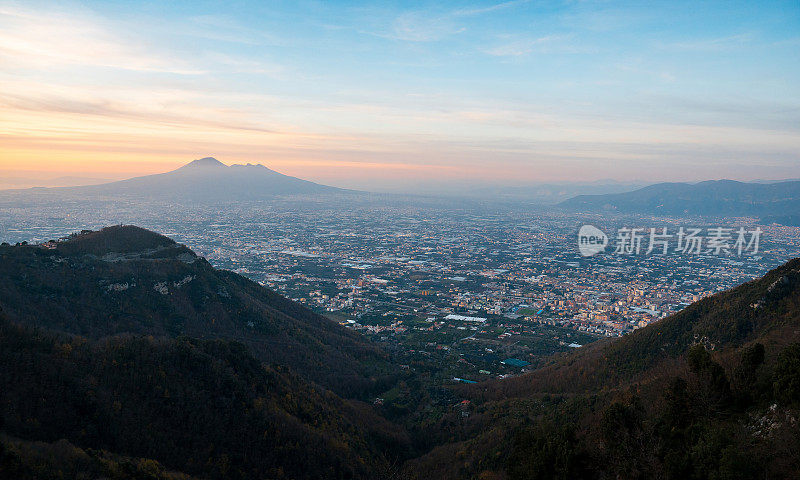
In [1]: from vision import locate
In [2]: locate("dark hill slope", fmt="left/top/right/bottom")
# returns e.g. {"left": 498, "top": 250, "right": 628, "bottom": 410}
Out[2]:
{"left": 0, "top": 318, "right": 407, "bottom": 480}
{"left": 1, "top": 433, "right": 199, "bottom": 480}
{"left": 404, "top": 259, "right": 800, "bottom": 479}
{"left": 0, "top": 226, "right": 392, "bottom": 397}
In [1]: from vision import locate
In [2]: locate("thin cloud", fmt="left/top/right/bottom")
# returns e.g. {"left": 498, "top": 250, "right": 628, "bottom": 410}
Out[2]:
{"left": 454, "top": 0, "right": 531, "bottom": 17}
{"left": 0, "top": 91, "right": 282, "bottom": 135}
{"left": 180, "top": 14, "right": 285, "bottom": 46}
{"left": 369, "top": 2, "right": 531, "bottom": 43}
{"left": 390, "top": 11, "right": 466, "bottom": 42}
{"left": 383, "top": 1, "right": 531, "bottom": 42}
{"left": 660, "top": 33, "right": 754, "bottom": 51}
{"left": 484, "top": 35, "right": 579, "bottom": 56}
{"left": 0, "top": 4, "right": 206, "bottom": 74}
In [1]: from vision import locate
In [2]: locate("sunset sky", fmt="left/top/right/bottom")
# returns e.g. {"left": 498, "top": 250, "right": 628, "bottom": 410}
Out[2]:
{"left": 1, "top": 0, "right": 799, "bottom": 190}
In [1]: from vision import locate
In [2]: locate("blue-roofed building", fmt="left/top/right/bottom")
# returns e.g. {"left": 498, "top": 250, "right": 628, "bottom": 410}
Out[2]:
{"left": 502, "top": 358, "right": 530, "bottom": 367}
{"left": 452, "top": 377, "right": 477, "bottom": 384}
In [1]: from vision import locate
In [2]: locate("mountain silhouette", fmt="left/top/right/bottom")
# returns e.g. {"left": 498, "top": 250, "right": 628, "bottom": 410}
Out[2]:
{"left": 559, "top": 179, "right": 800, "bottom": 219}
{"left": 65, "top": 157, "right": 349, "bottom": 201}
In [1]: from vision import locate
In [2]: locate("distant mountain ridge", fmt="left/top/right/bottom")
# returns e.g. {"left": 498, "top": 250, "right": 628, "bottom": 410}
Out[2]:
{"left": 47, "top": 157, "right": 348, "bottom": 201}
{"left": 559, "top": 179, "right": 800, "bottom": 220}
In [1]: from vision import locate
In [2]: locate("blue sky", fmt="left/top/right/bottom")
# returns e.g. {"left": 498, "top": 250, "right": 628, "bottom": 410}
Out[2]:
{"left": 1, "top": 0, "right": 798, "bottom": 190}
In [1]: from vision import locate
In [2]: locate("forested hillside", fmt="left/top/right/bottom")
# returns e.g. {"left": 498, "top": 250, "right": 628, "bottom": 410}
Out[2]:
{"left": 0, "top": 317, "right": 409, "bottom": 479}
{"left": 404, "top": 258, "right": 800, "bottom": 479}
{"left": 1, "top": 226, "right": 798, "bottom": 479}
{"left": 0, "top": 226, "right": 395, "bottom": 397}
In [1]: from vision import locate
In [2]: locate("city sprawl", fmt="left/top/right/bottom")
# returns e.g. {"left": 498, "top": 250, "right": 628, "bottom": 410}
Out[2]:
{"left": 2, "top": 197, "right": 798, "bottom": 381}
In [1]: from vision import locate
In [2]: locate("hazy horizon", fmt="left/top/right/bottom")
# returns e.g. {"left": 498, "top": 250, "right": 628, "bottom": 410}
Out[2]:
{"left": 1, "top": 0, "right": 799, "bottom": 188}
{"left": 3, "top": 156, "right": 799, "bottom": 196}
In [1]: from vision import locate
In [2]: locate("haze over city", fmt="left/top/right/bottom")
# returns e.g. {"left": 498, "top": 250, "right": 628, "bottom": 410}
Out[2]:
{"left": 1, "top": 0, "right": 799, "bottom": 192}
